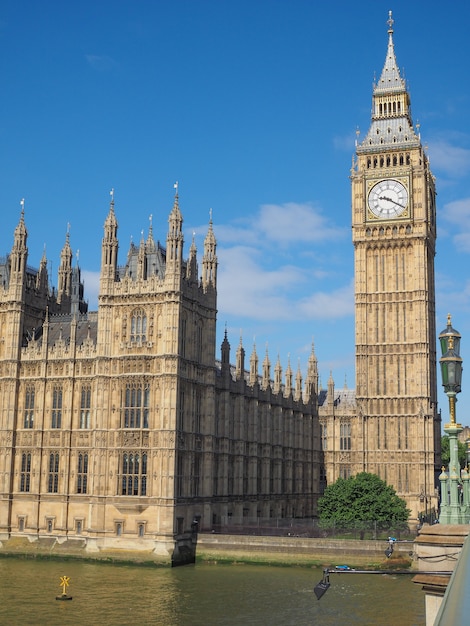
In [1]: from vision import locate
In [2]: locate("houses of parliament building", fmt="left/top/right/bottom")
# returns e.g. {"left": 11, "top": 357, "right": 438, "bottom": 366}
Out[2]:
{"left": 0, "top": 14, "right": 440, "bottom": 562}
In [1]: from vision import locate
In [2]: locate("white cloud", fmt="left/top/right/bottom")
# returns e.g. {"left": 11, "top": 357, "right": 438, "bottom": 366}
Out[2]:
{"left": 207, "top": 202, "right": 346, "bottom": 248}
{"left": 255, "top": 202, "right": 345, "bottom": 245}
{"left": 441, "top": 198, "right": 470, "bottom": 252}
{"left": 217, "top": 242, "right": 353, "bottom": 323}
{"left": 217, "top": 246, "right": 306, "bottom": 320}
{"left": 298, "top": 280, "right": 355, "bottom": 319}
{"left": 428, "top": 139, "right": 470, "bottom": 179}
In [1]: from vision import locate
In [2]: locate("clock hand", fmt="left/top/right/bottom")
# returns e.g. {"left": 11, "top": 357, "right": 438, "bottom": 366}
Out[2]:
{"left": 378, "top": 195, "right": 405, "bottom": 208}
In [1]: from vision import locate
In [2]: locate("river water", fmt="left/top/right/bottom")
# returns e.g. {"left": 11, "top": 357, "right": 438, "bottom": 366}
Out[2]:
{"left": 0, "top": 557, "right": 425, "bottom": 625}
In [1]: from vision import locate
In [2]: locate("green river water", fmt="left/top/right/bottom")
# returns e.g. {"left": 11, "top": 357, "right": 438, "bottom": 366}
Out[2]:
{"left": 0, "top": 557, "right": 425, "bottom": 625}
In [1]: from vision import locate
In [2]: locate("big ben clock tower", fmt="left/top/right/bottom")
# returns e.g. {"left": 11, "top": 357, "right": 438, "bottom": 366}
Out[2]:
{"left": 351, "top": 12, "right": 440, "bottom": 517}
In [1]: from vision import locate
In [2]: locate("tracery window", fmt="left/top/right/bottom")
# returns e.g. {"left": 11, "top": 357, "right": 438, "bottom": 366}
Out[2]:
{"left": 123, "top": 383, "right": 149, "bottom": 428}
{"left": 48, "top": 453, "right": 59, "bottom": 493}
{"left": 80, "top": 384, "right": 91, "bottom": 429}
{"left": 24, "top": 385, "right": 35, "bottom": 429}
{"left": 340, "top": 422, "right": 351, "bottom": 451}
{"left": 51, "top": 386, "right": 62, "bottom": 429}
{"left": 321, "top": 423, "right": 327, "bottom": 450}
{"left": 120, "top": 452, "right": 147, "bottom": 496}
{"left": 20, "top": 453, "right": 31, "bottom": 492}
{"left": 77, "top": 453, "right": 88, "bottom": 494}
{"left": 130, "top": 308, "right": 147, "bottom": 343}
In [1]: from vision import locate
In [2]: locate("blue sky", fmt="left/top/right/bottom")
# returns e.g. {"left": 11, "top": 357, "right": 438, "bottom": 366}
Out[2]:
{"left": 1, "top": 1, "right": 470, "bottom": 425}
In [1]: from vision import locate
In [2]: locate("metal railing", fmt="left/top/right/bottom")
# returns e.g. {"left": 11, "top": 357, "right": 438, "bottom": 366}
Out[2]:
{"left": 208, "top": 517, "right": 416, "bottom": 541}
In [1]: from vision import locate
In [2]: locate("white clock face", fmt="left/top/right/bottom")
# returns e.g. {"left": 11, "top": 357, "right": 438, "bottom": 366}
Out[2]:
{"left": 368, "top": 179, "right": 408, "bottom": 218}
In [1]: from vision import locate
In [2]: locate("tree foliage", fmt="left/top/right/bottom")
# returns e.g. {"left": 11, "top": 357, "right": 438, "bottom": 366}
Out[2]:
{"left": 318, "top": 472, "right": 410, "bottom": 529}
{"left": 441, "top": 435, "right": 467, "bottom": 469}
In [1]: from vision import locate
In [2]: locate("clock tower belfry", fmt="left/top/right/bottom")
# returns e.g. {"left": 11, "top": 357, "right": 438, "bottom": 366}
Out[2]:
{"left": 351, "top": 12, "right": 440, "bottom": 517}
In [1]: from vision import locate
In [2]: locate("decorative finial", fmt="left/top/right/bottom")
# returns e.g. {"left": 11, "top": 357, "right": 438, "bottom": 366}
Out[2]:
{"left": 209, "top": 207, "right": 213, "bottom": 223}
{"left": 174, "top": 181, "right": 179, "bottom": 196}
{"left": 387, "top": 10, "right": 394, "bottom": 33}
{"left": 447, "top": 313, "right": 452, "bottom": 326}
{"left": 110, "top": 188, "right": 114, "bottom": 204}
{"left": 20, "top": 198, "right": 25, "bottom": 216}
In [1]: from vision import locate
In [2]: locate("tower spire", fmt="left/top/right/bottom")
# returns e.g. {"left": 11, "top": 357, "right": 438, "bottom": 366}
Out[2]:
{"left": 358, "top": 11, "right": 418, "bottom": 151}
{"left": 100, "top": 189, "right": 119, "bottom": 288}
{"left": 202, "top": 209, "right": 217, "bottom": 290}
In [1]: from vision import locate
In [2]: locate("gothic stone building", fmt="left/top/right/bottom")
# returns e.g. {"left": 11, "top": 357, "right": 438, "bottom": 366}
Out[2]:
{"left": 0, "top": 192, "right": 321, "bottom": 562}
{"left": 319, "top": 13, "right": 441, "bottom": 518}
{"left": 0, "top": 14, "right": 442, "bottom": 562}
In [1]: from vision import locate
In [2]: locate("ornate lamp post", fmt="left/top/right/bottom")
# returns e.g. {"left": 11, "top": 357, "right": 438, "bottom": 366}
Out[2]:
{"left": 438, "top": 315, "right": 467, "bottom": 524}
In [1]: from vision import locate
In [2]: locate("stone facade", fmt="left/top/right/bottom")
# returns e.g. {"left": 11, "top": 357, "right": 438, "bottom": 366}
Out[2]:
{"left": 321, "top": 14, "right": 441, "bottom": 519}
{"left": 0, "top": 192, "right": 320, "bottom": 562}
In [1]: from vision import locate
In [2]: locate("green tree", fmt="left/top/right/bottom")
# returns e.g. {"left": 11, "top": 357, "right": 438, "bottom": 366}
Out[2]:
{"left": 441, "top": 435, "right": 467, "bottom": 469}
{"left": 318, "top": 472, "right": 409, "bottom": 532}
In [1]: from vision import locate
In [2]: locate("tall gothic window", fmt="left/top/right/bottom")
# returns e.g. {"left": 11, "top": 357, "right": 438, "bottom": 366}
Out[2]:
{"left": 51, "top": 386, "right": 62, "bottom": 429}
{"left": 123, "top": 383, "right": 149, "bottom": 428}
{"left": 80, "top": 384, "right": 91, "bottom": 429}
{"left": 48, "top": 453, "right": 59, "bottom": 493}
{"left": 320, "top": 423, "right": 327, "bottom": 450}
{"left": 20, "top": 453, "right": 31, "bottom": 492}
{"left": 77, "top": 453, "right": 88, "bottom": 494}
{"left": 340, "top": 422, "right": 351, "bottom": 451}
{"left": 120, "top": 452, "right": 147, "bottom": 496}
{"left": 24, "top": 385, "right": 35, "bottom": 429}
{"left": 130, "top": 309, "right": 147, "bottom": 343}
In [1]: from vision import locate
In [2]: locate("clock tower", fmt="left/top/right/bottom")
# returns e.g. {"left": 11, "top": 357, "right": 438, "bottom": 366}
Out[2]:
{"left": 351, "top": 12, "right": 440, "bottom": 517}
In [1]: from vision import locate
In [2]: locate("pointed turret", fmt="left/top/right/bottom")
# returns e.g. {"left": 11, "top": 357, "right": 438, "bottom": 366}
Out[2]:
{"left": 100, "top": 189, "right": 119, "bottom": 287}
{"left": 36, "top": 246, "right": 49, "bottom": 293}
{"left": 10, "top": 200, "right": 28, "bottom": 274}
{"left": 187, "top": 233, "right": 198, "bottom": 284}
{"left": 57, "top": 227, "right": 72, "bottom": 303}
{"left": 249, "top": 342, "right": 259, "bottom": 387}
{"left": 304, "top": 341, "right": 319, "bottom": 402}
{"left": 284, "top": 357, "right": 293, "bottom": 398}
{"left": 295, "top": 360, "right": 302, "bottom": 401}
{"left": 220, "top": 326, "right": 231, "bottom": 378}
{"left": 273, "top": 354, "right": 282, "bottom": 394}
{"left": 137, "top": 230, "right": 146, "bottom": 280}
{"left": 202, "top": 209, "right": 217, "bottom": 291}
{"left": 146, "top": 214, "right": 156, "bottom": 253}
{"left": 235, "top": 334, "right": 245, "bottom": 381}
{"left": 262, "top": 345, "right": 271, "bottom": 391}
{"left": 166, "top": 182, "right": 184, "bottom": 272}
{"left": 327, "top": 371, "right": 335, "bottom": 407}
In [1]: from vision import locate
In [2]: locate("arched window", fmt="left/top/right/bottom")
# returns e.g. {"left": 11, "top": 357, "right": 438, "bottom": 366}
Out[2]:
{"left": 48, "top": 453, "right": 59, "bottom": 493}
{"left": 123, "top": 383, "right": 149, "bottom": 428}
{"left": 120, "top": 452, "right": 148, "bottom": 496}
{"left": 80, "top": 384, "right": 91, "bottom": 429}
{"left": 24, "top": 385, "right": 35, "bottom": 429}
{"left": 77, "top": 453, "right": 88, "bottom": 494}
{"left": 130, "top": 309, "right": 147, "bottom": 343}
{"left": 51, "top": 386, "right": 62, "bottom": 428}
{"left": 340, "top": 422, "right": 351, "bottom": 450}
{"left": 20, "top": 453, "right": 31, "bottom": 492}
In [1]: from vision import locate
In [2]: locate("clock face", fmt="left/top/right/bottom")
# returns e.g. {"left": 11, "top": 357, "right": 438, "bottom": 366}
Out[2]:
{"left": 368, "top": 179, "right": 409, "bottom": 219}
